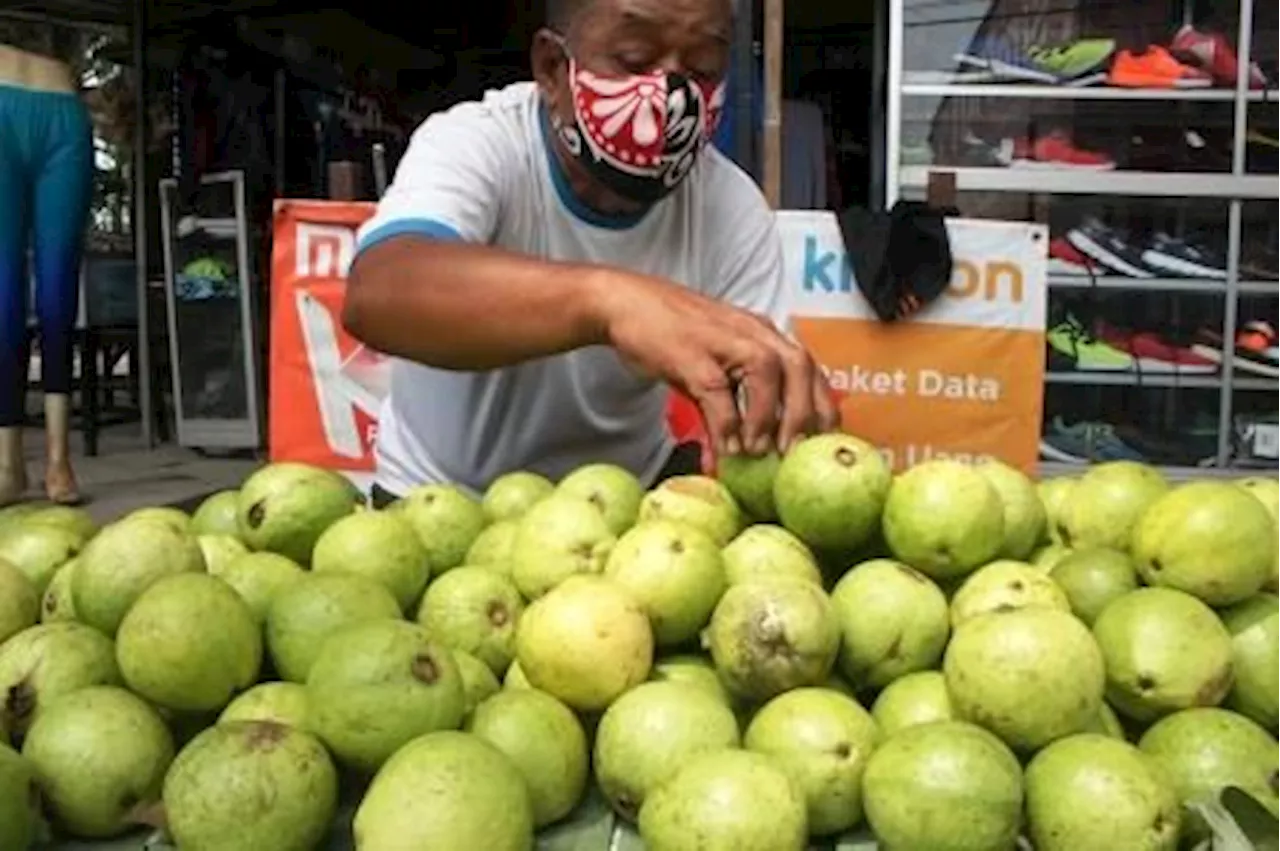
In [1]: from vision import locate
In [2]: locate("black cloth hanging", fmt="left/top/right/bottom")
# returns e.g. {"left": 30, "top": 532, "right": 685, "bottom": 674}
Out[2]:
{"left": 837, "top": 200, "right": 958, "bottom": 322}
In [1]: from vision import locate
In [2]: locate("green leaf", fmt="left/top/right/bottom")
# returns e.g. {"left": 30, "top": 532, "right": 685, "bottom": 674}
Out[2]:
{"left": 1187, "top": 786, "right": 1280, "bottom": 851}
{"left": 537, "top": 790, "right": 618, "bottom": 851}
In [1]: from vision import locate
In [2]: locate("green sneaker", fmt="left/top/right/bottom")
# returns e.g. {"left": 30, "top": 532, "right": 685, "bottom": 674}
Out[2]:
{"left": 1028, "top": 39, "right": 1116, "bottom": 80}
{"left": 1048, "top": 316, "right": 1134, "bottom": 370}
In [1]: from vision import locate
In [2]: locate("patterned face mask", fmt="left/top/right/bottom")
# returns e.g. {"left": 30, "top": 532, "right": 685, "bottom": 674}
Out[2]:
{"left": 548, "top": 36, "right": 726, "bottom": 205}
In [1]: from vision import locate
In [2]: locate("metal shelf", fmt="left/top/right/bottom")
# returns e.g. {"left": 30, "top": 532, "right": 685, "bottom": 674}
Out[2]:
{"left": 1049, "top": 276, "right": 1277, "bottom": 294}
{"left": 900, "top": 81, "right": 1279, "bottom": 102}
{"left": 898, "top": 166, "right": 1278, "bottom": 199}
{"left": 1045, "top": 372, "right": 1276, "bottom": 390}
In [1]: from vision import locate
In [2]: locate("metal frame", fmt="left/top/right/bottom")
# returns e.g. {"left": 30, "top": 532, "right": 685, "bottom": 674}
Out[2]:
{"left": 886, "top": 0, "right": 1278, "bottom": 473}
{"left": 158, "top": 170, "right": 263, "bottom": 450}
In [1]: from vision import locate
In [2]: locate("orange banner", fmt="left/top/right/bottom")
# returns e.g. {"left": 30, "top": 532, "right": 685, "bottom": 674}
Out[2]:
{"left": 268, "top": 203, "right": 1047, "bottom": 480}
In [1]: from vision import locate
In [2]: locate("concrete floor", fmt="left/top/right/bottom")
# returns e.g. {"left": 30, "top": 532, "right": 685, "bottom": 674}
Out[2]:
{"left": 11, "top": 422, "right": 259, "bottom": 523}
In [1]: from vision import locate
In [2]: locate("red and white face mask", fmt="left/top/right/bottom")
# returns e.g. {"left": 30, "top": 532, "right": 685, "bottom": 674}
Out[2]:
{"left": 551, "top": 44, "right": 726, "bottom": 204}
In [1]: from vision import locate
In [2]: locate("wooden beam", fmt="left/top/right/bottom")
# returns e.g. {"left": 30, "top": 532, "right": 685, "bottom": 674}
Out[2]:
{"left": 761, "top": 0, "right": 783, "bottom": 208}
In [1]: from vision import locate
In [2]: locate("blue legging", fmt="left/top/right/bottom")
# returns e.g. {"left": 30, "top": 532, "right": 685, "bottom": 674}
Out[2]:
{"left": 0, "top": 83, "right": 93, "bottom": 427}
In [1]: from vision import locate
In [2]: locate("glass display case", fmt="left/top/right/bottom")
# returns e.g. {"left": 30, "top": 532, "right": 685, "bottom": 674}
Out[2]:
{"left": 887, "top": 0, "right": 1278, "bottom": 475}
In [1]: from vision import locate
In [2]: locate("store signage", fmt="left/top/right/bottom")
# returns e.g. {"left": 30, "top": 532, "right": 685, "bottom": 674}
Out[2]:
{"left": 269, "top": 202, "right": 1047, "bottom": 480}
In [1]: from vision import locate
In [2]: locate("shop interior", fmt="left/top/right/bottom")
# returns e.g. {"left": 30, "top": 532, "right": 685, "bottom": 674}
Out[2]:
{"left": 4, "top": 0, "right": 1277, "bottom": 476}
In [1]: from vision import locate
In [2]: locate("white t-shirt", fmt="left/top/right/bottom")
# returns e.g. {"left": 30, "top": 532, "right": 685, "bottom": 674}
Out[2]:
{"left": 355, "top": 81, "right": 787, "bottom": 497}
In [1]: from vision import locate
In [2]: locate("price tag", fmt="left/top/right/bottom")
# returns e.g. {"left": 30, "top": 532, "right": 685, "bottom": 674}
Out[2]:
{"left": 1251, "top": 423, "right": 1279, "bottom": 460}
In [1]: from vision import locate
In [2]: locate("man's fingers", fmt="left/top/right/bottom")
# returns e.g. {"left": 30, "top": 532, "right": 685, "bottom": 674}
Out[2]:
{"left": 686, "top": 362, "right": 744, "bottom": 458}
{"left": 736, "top": 348, "right": 783, "bottom": 457}
{"left": 776, "top": 343, "right": 818, "bottom": 452}
{"left": 813, "top": 369, "right": 841, "bottom": 433}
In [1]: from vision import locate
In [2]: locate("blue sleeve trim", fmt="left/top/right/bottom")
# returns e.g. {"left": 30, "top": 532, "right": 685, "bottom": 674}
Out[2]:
{"left": 357, "top": 218, "right": 465, "bottom": 254}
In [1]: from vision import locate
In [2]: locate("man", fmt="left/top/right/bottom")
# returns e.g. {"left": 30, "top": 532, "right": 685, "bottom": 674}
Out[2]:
{"left": 344, "top": 0, "right": 836, "bottom": 503}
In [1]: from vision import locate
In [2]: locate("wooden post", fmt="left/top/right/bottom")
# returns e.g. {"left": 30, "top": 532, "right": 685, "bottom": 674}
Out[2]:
{"left": 761, "top": 0, "right": 783, "bottom": 209}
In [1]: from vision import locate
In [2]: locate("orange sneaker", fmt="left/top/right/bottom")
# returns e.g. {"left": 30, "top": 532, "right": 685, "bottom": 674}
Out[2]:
{"left": 1108, "top": 46, "right": 1213, "bottom": 88}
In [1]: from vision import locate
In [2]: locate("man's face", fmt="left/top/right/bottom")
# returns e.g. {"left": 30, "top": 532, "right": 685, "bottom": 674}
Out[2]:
{"left": 532, "top": 0, "right": 733, "bottom": 210}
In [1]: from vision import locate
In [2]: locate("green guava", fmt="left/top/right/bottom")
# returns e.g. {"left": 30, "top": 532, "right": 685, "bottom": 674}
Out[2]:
{"left": 721, "top": 524, "right": 823, "bottom": 587}
{"left": 236, "top": 462, "right": 358, "bottom": 565}
{"left": 744, "top": 687, "right": 880, "bottom": 835}
{"left": 882, "top": 460, "right": 1005, "bottom": 580}
{"left": 515, "top": 575, "right": 653, "bottom": 711}
{"left": 1049, "top": 547, "right": 1140, "bottom": 626}
{"left": 453, "top": 649, "right": 501, "bottom": 715}
{"left": 0, "top": 622, "right": 121, "bottom": 736}
{"left": 862, "top": 721, "right": 1023, "bottom": 851}
{"left": 21, "top": 685, "right": 173, "bottom": 839}
{"left": 0, "top": 522, "right": 84, "bottom": 594}
{"left": 830, "top": 559, "right": 949, "bottom": 690}
{"left": 312, "top": 509, "right": 430, "bottom": 612}
{"left": 638, "top": 749, "right": 807, "bottom": 851}
{"left": 704, "top": 577, "right": 840, "bottom": 703}
{"left": 482, "top": 471, "right": 555, "bottom": 522}
{"left": 0, "top": 741, "right": 37, "bottom": 850}
{"left": 397, "top": 483, "right": 488, "bottom": 576}
{"left": 164, "top": 721, "right": 337, "bottom": 851}
{"left": 218, "top": 681, "right": 310, "bottom": 731}
{"left": 949, "top": 559, "right": 1071, "bottom": 628}
{"left": 594, "top": 681, "right": 740, "bottom": 821}
{"left": 1237, "top": 477, "right": 1279, "bottom": 592}
{"left": 1037, "top": 477, "right": 1077, "bottom": 544}
{"left": 116, "top": 573, "right": 261, "bottom": 712}
{"left": 1084, "top": 702, "right": 1126, "bottom": 739}
{"left": 0, "top": 558, "right": 38, "bottom": 644}
{"left": 1031, "top": 543, "right": 1073, "bottom": 572}
{"left": 124, "top": 506, "right": 191, "bottom": 535}
{"left": 510, "top": 495, "right": 617, "bottom": 599}
{"left": 638, "top": 475, "right": 744, "bottom": 546}
{"left": 190, "top": 489, "right": 241, "bottom": 538}
{"left": 73, "top": 517, "right": 204, "bottom": 636}
{"left": 466, "top": 688, "right": 588, "bottom": 827}
{"left": 604, "top": 520, "right": 727, "bottom": 647}
{"left": 556, "top": 462, "right": 644, "bottom": 535}
{"left": 214, "top": 551, "right": 307, "bottom": 623}
{"left": 650, "top": 654, "right": 732, "bottom": 706}
{"left": 353, "top": 731, "right": 534, "bottom": 851}
{"left": 1025, "top": 733, "right": 1180, "bottom": 851}
{"left": 197, "top": 533, "right": 249, "bottom": 576}
{"left": 1092, "top": 587, "right": 1234, "bottom": 723}
{"left": 773, "top": 433, "right": 891, "bottom": 553}
{"left": 1132, "top": 481, "right": 1274, "bottom": 606}
{"left": 944, "top": 608, "right": 1105, "bottom": 752}
{"left": 22, "top": 505, "right": 98, "bottom": 545}
{"left": 1139, "top": 708, "right": 1279, "bottom": 838}
{"left": 416, "top": 566, "right": 524, "bottom": 675}
{"left": 717, "top": 451, "right": 781, "bottom": 521}
{"left": 265, "top": 573, "right": 402, "bottom": 683}
{"left": 1219, "top": 593, "right": 1278, "bottom": 730}
{"left": 870, "top": 670, "right": 953, "bottom": 737}
{"left": 1057, "top": 461, "right": 1168, "bottom": 552}
{"left": 975, "top": 459, "right": 1046, "bottom": 560}
{"left": 307, "top": 620, "right": 464, "bottom": 772}
{"left": 503, "top": 659, "right": 532, "bottom": 690}
{"left": 464, "top": 519, "right": 519, "bottom": 575}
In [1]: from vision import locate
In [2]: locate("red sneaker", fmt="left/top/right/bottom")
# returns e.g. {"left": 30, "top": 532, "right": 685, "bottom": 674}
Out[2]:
{"left": 1096, "top": 323, "right": 1219, "bottom": 374}
{"left": 1170, "top": 25, "right": 1268, "bottom": 89}
{"left": 1048, "top": 237, "right": 1099, "bottom": 275}
{"left": 1011, "top": 131, "right": 1115, "bottom": 169}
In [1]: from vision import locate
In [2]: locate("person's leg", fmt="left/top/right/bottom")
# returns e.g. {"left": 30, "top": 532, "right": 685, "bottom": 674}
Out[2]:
{"left": 0, "top": 92, "right": 33, "bottom": 506}
{"left": 32, "top": 94, "right": 93, "bottom": 504}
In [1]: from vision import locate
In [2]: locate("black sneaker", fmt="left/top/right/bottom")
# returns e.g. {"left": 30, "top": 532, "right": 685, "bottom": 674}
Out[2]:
{"left": 1140, "top": 233, "right": 1228, "bottom": 280}
{"left": 1066, "top": 217, "right": 1154, "bottom": 278}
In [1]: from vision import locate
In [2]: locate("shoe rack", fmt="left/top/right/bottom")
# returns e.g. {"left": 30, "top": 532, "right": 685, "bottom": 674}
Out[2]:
{"left": 886, "top": 0, "right": 1279, "bottom": 477}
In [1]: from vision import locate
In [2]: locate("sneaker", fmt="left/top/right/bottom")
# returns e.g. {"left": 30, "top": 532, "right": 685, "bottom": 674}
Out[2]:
{"left": 1047, "top": 315, "right": 1135, "bottom": 371}
{"left": 955, "top": 36, "right": 1061, "bottom": 84}
{"left": 1067, "top": 218, "right": 1155, "bottom": 278}
{"left": 1240, "top": 241, "right": 1279, "bottom": 281}
{"left": 1192, "top": 321, "right": 1280, "bottom": 377}
{"left": 1170, "top": 25, "right": 1268, "bottom": 89}
{"left": 1108, "top": 46, "right": 1213, "bottom": 89}
{"left": 1009, "top": 131, "right": 1115, "bottom": 169}
{"left": 1041, "top": 418, "right": 1147, "bottom": 463}
{"left": 1095, "top": 322, "right": 1219, "bottom": 374}
{"left": 1048, "top": 237, "right": 1099, "bottom": 276}
{"left": 1139, "top": 233, "right": 1228, "bottom": 279}
{"left": 960, "top": 132, "right": 1014, "bottom": 167}
{"left": 1027, "top": 39, "right": 1116, "bottom": 82}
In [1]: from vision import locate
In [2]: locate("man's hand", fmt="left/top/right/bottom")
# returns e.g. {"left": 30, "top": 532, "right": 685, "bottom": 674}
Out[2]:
{"left": 594, "top": 270, "right": 840, "bottom": 459}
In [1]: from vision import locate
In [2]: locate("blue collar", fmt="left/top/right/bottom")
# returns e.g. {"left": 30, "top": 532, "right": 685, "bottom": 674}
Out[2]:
{"left": 537, "top": 103, "right": 650, "bottom": 231}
